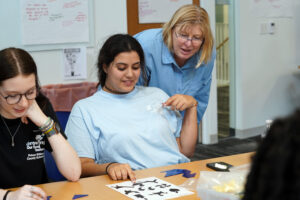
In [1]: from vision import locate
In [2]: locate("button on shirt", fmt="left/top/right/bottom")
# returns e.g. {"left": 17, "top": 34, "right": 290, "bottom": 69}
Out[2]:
{"left": 135, "top": 28, "right": 216, "bottom": 122}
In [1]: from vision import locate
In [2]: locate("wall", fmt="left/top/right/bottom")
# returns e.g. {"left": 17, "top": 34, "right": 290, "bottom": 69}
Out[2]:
{"left": 2, "top": 0, "right": 298, "bottom": 141}
{"left": 233, "top": 1, "right": 300, "bottom": 138}
{"left": 0, "top": 0, "right": 127, "bottom": 86}
{"left": 201, "top": 0, "right": 218, "bottom": 144}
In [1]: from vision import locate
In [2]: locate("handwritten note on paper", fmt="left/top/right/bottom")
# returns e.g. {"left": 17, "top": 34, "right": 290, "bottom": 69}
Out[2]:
{"left": 138, "top": 0, "right": 193, "bottom": 24}
{"left": 21, "top": 0, "right": 89, "bottom": 45}
{"left": 63, "top": 47, "right": 87, "bottom": 80}
{"left": 107, "top": 177, "right": 194, "bottom": 200}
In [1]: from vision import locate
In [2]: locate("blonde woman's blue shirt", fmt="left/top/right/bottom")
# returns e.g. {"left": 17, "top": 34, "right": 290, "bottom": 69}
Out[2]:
{"left": 65, "top": 86, "right": 189, "bottom": 170}
{"left": 134, "top": 28, "right": 216, "bottom": 122}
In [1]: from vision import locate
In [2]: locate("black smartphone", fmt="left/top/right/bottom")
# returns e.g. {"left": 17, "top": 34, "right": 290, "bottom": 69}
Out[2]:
{"left": 206, "top": 162, "right": 233, "bottom": 172}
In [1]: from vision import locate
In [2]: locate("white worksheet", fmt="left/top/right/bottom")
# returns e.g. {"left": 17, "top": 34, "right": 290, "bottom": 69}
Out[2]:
{"left": 107, "top": 177, "right": 194, "bottom": 200}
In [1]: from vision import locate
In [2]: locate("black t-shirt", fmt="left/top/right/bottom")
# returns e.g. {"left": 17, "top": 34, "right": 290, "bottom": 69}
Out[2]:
{"left": 0, "top": 96, "right": 65, "bottom": 189}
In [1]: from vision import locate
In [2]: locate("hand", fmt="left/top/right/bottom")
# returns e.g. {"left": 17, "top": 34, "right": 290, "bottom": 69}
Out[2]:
{"left": 8, "top": 185, "right": 46, "bottom": 200}
{"left": 164, "top": 94, "right": 197, "bottom": 111}
{"left": 107, "top": 163, "right": 136, "bottom": 182}
{"left": 21, "top": 100, "right": 48, "bottom": 127}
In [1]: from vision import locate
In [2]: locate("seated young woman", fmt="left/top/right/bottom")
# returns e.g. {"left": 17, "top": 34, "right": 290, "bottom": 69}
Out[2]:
{"left": 0, "top": 48, "right": 81, "bottom": 200}
{"left": 65, "top": 34, "right": 197, "bottom": 182}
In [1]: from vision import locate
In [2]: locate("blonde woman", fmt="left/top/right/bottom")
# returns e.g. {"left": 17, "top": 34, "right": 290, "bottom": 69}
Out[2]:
{"left": 135, "top": 4, "right": 216, "bottom": 123}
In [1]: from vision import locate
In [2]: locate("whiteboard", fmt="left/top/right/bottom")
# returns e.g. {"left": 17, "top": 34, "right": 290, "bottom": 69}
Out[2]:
{"left": 21, "top": 0, "right": 89, "bottom": 45}
{"left": 0, "top": 0, "right": 94, "bottom": 52}
{"left": 138, "top": 0, "right": 193, "bottom": 24}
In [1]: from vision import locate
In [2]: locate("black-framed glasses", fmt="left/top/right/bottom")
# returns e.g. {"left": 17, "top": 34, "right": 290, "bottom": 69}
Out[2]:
{"left": 174, "top": 32, "right": 203, "bottom": 45}
{"left": 0, "top": 87, "right": 38, "bottom": 105}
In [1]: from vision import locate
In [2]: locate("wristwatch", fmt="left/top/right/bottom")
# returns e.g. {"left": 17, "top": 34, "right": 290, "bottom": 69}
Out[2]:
{"left": 45, "top": 122, "right": 61, "bottom": 138}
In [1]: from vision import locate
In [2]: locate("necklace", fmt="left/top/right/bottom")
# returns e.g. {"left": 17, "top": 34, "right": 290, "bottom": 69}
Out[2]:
{"left": 1, "top": 115, "right": 22, "bottom": 147}
{"left": 103, "top": 85, "right": 119, "bottom": 94}
{"left": 103, "top": 85, "right": 133, "bottom": 94}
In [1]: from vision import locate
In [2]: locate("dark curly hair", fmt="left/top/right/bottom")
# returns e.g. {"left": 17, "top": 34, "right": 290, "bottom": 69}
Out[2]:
{"left": 243, "top": 109, "right": 300, "bottom": 200}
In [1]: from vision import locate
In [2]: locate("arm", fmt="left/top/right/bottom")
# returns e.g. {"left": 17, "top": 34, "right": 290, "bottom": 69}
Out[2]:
{"left": 164, "top": 94, "right": 197, "bottom": 111}
{"left": 194, "top": 48, "right": 216, "bottom": 121}
{"left": 22, "top": 100, "right": 81, "bottom": 182}
{"left": 176, "top": 105, "right": 198, "bottom": 157}
{"left": 162, "top": 90, "right": 198, "bottom": 157}
{"left": 48, "top": 134, "right": 81, "bottom": 182}
{"left": 65, "top": 107, "right": 135, "bottom": 182}
{"left": 80, "top": 158, "right": 136, "bottom": 182}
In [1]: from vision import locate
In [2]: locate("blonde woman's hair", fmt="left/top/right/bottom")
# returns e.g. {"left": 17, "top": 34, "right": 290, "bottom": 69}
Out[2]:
{"left": 162, "top": 4, "right": 214, "bottom": 68}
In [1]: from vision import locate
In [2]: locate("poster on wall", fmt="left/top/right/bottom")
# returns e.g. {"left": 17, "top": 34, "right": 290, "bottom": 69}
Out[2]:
{"left": 138, "top": 0, "right": 193, "bottom": 23}
{"left": 63, "top": 47, "right": 87, "bottom": 80}
{"left": 21, "top": 0, "right": 89, "bottom": 45}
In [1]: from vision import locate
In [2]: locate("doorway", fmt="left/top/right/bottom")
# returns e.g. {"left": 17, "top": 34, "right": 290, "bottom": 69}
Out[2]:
{"left": 215, "top": 0, "right": 230, "bottom": 139}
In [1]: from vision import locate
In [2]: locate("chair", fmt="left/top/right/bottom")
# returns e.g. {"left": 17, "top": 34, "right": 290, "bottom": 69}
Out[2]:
{"left": 44, "top": 150, "right": 66, "bottom": 182}
{"left": 44, "top": 111, "right": 71, "bottom": 182}
{"left": 41, "top": 82, "right": 97, "bottom": 182}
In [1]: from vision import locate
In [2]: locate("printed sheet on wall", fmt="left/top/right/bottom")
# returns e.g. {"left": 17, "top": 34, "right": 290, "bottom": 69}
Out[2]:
{"left": 21, "top": 0, "right": 89, "bottom": 45}
{"left": 138, "top": 0, "right": 193, "bottom": 24}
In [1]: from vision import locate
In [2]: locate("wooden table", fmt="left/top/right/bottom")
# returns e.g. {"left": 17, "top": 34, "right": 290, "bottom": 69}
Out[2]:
{"left": 38, "top": 152, "right": 254, "bottom": 199}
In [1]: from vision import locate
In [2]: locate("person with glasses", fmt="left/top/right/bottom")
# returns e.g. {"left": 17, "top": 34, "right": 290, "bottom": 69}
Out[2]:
{"left": 134, "top": 4, "right": 216, "bottom": 124}
{"left": 65, "top": 34, "right": 197, "bottom": 182}
{"left": 0, "top": 48, "right": 81, "bottom": 200}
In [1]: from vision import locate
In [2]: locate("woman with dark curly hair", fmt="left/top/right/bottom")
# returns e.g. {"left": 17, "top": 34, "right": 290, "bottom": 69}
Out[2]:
{"left": 243, "top": 109, "right": 300, "bottom": 200}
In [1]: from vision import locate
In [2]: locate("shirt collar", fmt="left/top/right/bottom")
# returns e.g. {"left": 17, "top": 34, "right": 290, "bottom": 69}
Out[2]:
{"left": 162, "top": 42, "right": 175, "bottom": 65}
{"left": 98, "top": 86, "right": 138, "bottom": 99}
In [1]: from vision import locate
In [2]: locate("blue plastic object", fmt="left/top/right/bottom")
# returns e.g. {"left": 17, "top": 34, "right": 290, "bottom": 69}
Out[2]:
{"left": 161, "top": 169, "right": 196, "bottom": 178}
{"left": 73, "top": 194, "right": 89, "bottom": 199}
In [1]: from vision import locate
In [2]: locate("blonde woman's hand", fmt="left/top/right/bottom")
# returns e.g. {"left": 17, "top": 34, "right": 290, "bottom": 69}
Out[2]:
{"left": 164, "top": 94, "right": 197, "bottom": 111}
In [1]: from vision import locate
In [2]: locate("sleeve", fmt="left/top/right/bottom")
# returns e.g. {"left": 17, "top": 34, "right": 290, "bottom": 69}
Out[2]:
{"left": 171, "top": 110, "right": 183, "bottom": 138}
{"left": 64, "top": 104, "right": 96, "bottom": 160}
{"left": 195, "top": 48, "right": 217, "bottom": 122}
{"left": 156, "top": 88, "right": 183, "bottom": 138}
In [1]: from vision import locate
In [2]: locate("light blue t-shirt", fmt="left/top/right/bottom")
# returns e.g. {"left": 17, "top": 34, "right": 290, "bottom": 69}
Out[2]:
{"left": 65, "top": 86, "right": 189, "bottom": 170}
{"left": 134, "top": 28, "right": 216, "bottom": 122}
